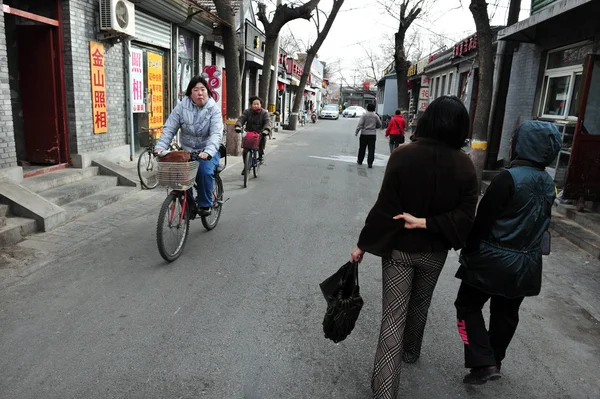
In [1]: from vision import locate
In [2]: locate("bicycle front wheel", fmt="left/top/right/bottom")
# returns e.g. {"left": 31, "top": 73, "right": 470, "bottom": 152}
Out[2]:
{"left": 138, "top": 150, "right": 158, "bottom": 189}
{"left": 253, "top": 151, "right": 260, "bottom": 178}
{"left": 156, "top": 193, "right": 190, "bottom": 262}
{"left": 243, "top": 149, "right": 251, "bottom": 188}
{"left": 201, "top": 175, "right": 223, "bottom": 231}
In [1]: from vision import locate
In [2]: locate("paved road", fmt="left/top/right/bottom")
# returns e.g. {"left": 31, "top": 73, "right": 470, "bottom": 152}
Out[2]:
{"left": 1, "top": 118, "right": 600, "bottom": 399}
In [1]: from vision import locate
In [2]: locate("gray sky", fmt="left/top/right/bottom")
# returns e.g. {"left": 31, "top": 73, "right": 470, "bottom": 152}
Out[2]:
{"left": 262, "top": 0, "right": 531, "bottom": 81}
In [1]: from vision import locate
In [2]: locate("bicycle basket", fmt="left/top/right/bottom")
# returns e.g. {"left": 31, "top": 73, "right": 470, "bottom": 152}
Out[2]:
{"left": 156, "top": 161, "right": 198, "bottom": 189}
{"left": 242, "top": 131, "right": 260, "bottom": 149}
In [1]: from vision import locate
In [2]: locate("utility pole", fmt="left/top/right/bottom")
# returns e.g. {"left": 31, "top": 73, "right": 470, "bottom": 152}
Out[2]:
{"left": 268, "top": 0, "right": 282, "bottom": 113}
{"left": 486, "top": 0, "right": 522, "bottom": 169}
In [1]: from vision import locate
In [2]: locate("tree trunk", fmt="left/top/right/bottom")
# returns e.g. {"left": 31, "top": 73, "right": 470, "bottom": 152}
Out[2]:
{"left": 469, "top": 0, "right": 494, "bottom": 190}
{"left": 394, "top": 31, "right": 409, "bottom": 110}
{"left": 259, "top": 35, "right": 278, "bottom": 102}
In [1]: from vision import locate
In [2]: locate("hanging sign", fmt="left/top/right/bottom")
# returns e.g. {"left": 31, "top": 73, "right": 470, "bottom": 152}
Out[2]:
{"left": 90, "top": 41, "right": 107, "bottom": 134}
{"left": 130, "top": 48, "right": 145, "bottom": 113}
{"left": 147, "top": 52, "right": 164, "bottom": 135}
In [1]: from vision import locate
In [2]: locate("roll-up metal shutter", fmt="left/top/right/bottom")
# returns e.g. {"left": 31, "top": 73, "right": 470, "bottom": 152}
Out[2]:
{"left": 134, "top": 10, "right": 171, "bottom": 49}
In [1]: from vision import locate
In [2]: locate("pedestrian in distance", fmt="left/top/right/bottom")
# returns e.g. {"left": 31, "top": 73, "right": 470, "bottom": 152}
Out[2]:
{"left": 235, "top": 96, "right": 272, "bottom": 172}
{"left": 355, "top": 103, "right": 382, "bottom": 168}
{"left": 155, "top": 75, "right": 223, "bottom": 217}
{"left": 350, "top": 95, "right": 479, "bottom": 399}
{"left": 454, "top": 120, "right": 561, "bottom": 385}
{"left": 385, "top": 109, "right": 407, "bottom": 153}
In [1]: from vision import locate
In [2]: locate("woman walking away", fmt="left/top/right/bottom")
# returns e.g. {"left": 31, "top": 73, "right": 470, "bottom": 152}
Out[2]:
{"left": 385, "top": 109, "right": 407, "bottom": 153}
{"left": 355, "top": 103, "right": 382, "bottom": 168}
{"left": 454, "top": 120, "right": 561, "bottom": 385}
{"left": 350, "top": 96, "right": 479, "bottom": 399}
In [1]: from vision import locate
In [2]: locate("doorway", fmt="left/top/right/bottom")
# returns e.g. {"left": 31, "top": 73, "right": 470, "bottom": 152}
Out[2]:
{"left": 5, "top": 1, "right": 68, "bottom": 166}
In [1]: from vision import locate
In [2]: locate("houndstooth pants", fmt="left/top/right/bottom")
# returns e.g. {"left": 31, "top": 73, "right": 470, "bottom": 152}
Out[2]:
{"left": 372, "top": 250, "right": 448, "bottom": 399}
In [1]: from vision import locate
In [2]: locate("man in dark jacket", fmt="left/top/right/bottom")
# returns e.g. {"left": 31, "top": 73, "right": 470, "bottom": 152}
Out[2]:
{"left": 454, "top": 120, "right": 561, "bottom": 384}
{"left": 235, "top": 96, "right": 272, "bottom": 166}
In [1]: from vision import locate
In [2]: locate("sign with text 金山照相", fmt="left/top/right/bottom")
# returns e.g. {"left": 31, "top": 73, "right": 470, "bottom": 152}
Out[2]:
{"left": 147, "top": 52, "right": 164, "bottom": 136}
{"left": 90, "top": 41, "right": 107, "bottom": 134}
{"left": 131, "top": 48, "right": 145, "bottom": 113}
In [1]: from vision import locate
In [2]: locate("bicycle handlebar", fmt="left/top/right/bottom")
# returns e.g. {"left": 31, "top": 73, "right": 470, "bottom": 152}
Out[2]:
{"left": 155, "top": 149, "right": 212, "bottom": 161}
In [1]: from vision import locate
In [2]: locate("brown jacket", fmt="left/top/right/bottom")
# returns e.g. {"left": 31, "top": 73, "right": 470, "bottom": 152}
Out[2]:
{"left": 235, "top": 108, "right": 272, "bottom": 133}
{"left": 357, "top": 138, "right": 478, "bottom": 256}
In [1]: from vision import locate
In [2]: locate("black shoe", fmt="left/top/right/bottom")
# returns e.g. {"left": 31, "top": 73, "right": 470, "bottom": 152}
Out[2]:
{"left": 357, "top": 161, "right": 362, "bottom": 165}
{"left": 463, "top": 366, "right": 501, "bottom": 385}
{"left": 198, "top": 207, "right": 211, "bottom": 217}
{"left": 368, "top": 164, "right": 373, "bottom": 168}
{"left": 241, "top": 169, "right": 245, "bottom": 175}
{"left": 402, "top": 352, "right": 419, "bottom": 364}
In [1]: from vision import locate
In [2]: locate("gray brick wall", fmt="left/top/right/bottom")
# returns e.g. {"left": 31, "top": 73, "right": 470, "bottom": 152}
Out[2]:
{"left": 498, "top": 43, "right": 543, "bottom": 161}
{"left": 0, "top": 5, "right": 17, "bottom": 169}
{"left": 62, "top": 0, "right": 127, "bottom": 157}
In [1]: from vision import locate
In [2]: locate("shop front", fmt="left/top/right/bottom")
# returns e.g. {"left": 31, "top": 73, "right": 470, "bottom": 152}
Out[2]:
{"left": 498, "top": 0, "right": 600, "bottom": 199}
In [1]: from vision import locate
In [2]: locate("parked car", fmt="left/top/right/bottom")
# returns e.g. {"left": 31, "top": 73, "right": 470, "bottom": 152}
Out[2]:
{"left": 319, "top": 104, "right": 339, "bottom": 120}
{"left": 342, "top": 106, "right": 365, "bottom": 118}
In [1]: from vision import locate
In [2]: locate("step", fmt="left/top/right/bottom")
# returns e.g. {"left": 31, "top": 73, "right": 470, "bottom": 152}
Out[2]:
{"left": 62, "top": 186, "right": 136, "bottom": 222}
{"left": 554, "top": 203, "right": 600, "bottom": 237}
{"left": 21, "top": 167, "right": 100, "bottom": 193}
{"left": 550, "top": 213, "right": 600, "bottom": 260}
{"left": 0, "top": 204, "right": 9, "bottom": 229}
{"left": 0, "top": 216, "right": 37, "bottom": 247}
{"left": 37, "top": 175, "right": 119, "bottom": 206}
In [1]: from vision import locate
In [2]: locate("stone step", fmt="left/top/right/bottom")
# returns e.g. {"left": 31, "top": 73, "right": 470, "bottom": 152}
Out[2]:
{"left": 550, "top": 213, "right": 600, "bottom": 260}
{"left": 0, "top": 216, "right": 37, "bottom": 247}
{"left": 554, "top": 203, "right": 600, "bottom": 237}
{"left": 62, "top": 186, "right": 136, "bottom": 222}
{"left": 21, "top": 167, "right": 100, "bottom": 193}
{"left": 0, "top": 203, "right": 8, "bottom": 217}
{"left": 38, "top": 176, "right": 119, "bottom": 207}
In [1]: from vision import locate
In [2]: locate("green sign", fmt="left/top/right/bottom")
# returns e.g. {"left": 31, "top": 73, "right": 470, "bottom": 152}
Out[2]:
{"left": 531, "top": 0, "right": 559, "bottom": 14}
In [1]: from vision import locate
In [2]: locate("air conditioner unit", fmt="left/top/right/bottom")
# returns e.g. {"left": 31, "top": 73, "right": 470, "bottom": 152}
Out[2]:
{"left": 99, "top": 0, "right": 135, "bottom": 37}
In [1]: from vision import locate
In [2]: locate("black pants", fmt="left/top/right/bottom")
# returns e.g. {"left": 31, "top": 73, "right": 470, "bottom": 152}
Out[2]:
{"left": 358, "top": 135, "right": 376, "bottom": 166}
{"left": 454, "top": 282, "right": 524, "bottom": 369}
{"left": 258, "top": 133, "right": 267, "bottom": 160}
{"left": 388, "top": 135, "right": 405, "bottom": 153}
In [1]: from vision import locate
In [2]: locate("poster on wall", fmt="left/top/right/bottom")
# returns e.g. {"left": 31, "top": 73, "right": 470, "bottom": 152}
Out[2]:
{"left": 147, "top": 52, "right": 164, "bottom": 136}
{"left": 130, "top": 48, "right": 145, "bottom": 113}
{"left": 177, "top": 33, "right": 194, "bottom": 102}
{"left": 90, "top": 41, "right": 107, "bottom": 134}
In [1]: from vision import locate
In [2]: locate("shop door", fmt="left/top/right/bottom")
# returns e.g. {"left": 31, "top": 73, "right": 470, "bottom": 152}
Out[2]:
{"left": 132, "top": 47, "right": 169, "bottom": 153}
{"left": 17, "top": 25, "right": 61, "bottom": 164}
{"left": 564, "top": 55, "right": 600, "bottom": 200}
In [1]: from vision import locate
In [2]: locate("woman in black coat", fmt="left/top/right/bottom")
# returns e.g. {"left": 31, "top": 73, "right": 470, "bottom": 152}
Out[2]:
{"left": 350, "top": 96, "right": 479, "bottom": 399}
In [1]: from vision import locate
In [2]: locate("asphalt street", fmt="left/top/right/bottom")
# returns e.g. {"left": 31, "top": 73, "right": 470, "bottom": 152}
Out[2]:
{"left": 1, "top": 117, "right": 600, "bottom": 399}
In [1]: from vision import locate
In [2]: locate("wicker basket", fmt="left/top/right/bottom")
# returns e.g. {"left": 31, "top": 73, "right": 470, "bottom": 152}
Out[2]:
{"left": 156, "top": 161, "right": 199, "bottom": 189}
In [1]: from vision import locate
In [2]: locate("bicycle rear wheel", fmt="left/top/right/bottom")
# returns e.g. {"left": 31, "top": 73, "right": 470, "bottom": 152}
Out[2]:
{"left": 156, "top": 193, "right": 190, "bottom": 262}
{"left": 201, "top": 175, "right": 223, "bottom": 230}
{"left": 138, "top": 150, "right": 158, "bottom": 189}
{"left": 243, "top": 149, "right": 251, "bottom": 188}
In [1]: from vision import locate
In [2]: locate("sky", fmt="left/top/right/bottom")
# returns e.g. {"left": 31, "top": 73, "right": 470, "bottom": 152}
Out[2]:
{"left": 258, "top": 0, "right": 532, "bottom": 82}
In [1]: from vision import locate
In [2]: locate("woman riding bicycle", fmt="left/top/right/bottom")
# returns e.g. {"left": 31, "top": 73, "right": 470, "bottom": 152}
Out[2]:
{"left": 235, "top": 96, "right": 272, "bottom": 171}
{"left": 155, "top": 75, "right": 223, "bottom": 216}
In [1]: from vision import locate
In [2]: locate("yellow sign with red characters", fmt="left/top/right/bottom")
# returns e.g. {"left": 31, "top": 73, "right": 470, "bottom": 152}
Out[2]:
{"left": 147, "top": 52, "right": 164, "bottom": 136}
{"left": 90, "top": 41, "right": 107, "bottom": 134}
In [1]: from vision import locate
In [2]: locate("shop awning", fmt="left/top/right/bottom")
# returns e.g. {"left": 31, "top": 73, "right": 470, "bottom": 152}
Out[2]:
{"left": 498, "top": 0, "right": 595, "bottom": 43}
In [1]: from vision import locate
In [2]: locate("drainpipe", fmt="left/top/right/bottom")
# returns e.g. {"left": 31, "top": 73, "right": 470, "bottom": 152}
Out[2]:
{"left": 125, "top": 39, "right": 134, "bottom": 162}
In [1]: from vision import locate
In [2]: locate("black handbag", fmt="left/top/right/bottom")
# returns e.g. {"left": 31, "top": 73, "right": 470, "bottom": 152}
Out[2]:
{"left": 319, "top": 261, "right": 364, "bottom": 343}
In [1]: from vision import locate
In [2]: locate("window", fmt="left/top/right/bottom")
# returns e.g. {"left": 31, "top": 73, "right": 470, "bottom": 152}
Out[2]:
{"left": 435, "top": 77, "right": 441, "bottom": 99}
{"left": 539, "top": 42, "right": 591, "bottom": 119}
{"left": 441, "top": 75, "right": 447, "bottom": 98}
{"left": 448, "top": 73, "right": 454, "bottom": 95}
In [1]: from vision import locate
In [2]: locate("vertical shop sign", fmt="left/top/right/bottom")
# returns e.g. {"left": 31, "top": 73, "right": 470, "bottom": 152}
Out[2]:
{"left": 147, "top": 52, "right": 164, "bottom": 134}
{"left": 418, "top": 76, "right": 430, "bottom": 112}
{"left": 90, "top": 41, "right": 107, "bottom": 134}
{"left": 130, "top": 48, "right": 145, "bottom": 113}
{"left": 203, "top": 65, "right": 222, "bottom": 104}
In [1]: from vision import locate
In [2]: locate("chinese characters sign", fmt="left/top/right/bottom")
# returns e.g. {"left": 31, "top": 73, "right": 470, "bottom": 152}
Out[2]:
{"left": 90, "top": 41, "right": 107, "bottom": 134}
{"left": 453, "top": 34, "right": 478, "bottom": 58}
{"left": 419, "top": 76, "right": 430, "bottom": 112}
{"left": 147, "top": 52, "right": 164, "bottom": 133}
{"left": 130, "top": 48, "right": 145, "bottom": 113}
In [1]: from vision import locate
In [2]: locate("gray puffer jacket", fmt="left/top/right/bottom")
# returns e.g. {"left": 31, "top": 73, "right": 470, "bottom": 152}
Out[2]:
{"left": 356, "top": 111, "right": 382, "bottom": 136}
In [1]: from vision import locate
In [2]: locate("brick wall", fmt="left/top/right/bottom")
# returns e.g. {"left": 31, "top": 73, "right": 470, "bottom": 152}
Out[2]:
{"left": 498, "top": 43, "right": 543, "bottom": 161}
{"left": 62, "top": 0, "right": 127, "bottom": 157}
{"left": 0, "top": 4, "right": 17, "bottom": 169}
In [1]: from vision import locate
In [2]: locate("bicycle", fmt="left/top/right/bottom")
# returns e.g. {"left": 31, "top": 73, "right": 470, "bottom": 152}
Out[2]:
{"left": 155, "top": 145, "right": 227, "bottom": 262}
{"left": 137, "top": 127, "right": 181, "bottom": 189}
{"left": 299, "top": 110, "right": 309, "bottom": 126}
{"left": 241, "top": 130, "right": 261, "bottom": 188}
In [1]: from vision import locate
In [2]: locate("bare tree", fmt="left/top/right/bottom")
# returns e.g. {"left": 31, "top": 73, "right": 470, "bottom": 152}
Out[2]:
{"left": 357, "top": 44, "right": 389, "bottom": 83}
{"left": 290, "top": 0, "right": 345, "bottom": 129}
{"left": 378, "top": 0, "right": 429, "bottom": 110}
{"left": 213, "top": 0, "right": 242, "bottom": 120}
{"left": 279, "top": 29, "right": 304, "bottom": 55}
{"left": 469, "top": 0, "right": 494, "bottom": 189}
{"left": 256, "top": 0, "right": 320, "bottom": 102}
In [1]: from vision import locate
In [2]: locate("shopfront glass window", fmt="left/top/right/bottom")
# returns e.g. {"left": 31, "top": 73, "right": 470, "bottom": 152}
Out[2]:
{"left": 568, "top": 73, "right": 583, "bottom": 117}
{"left": 177, "top": 29, "right": 196, "bottom": 102}
{"left": 543, "top": 75, "right": 570, "bottom": 116}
